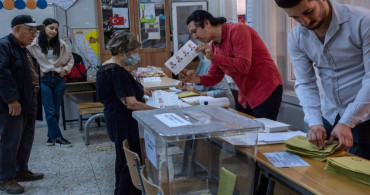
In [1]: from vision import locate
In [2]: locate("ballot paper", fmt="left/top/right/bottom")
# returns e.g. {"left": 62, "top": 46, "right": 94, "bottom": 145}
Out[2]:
{"left": 164, "top": 40, "right": 198, "bottom": 75}
{"left": 258, "top": 131, "right": 306, "bottom": 143}
{"left": 143, "top": 77, "right": 161, "bottom": 83}
{"left": 182, "top": 96, "right": 214, "bottom": 104}
{"left": 263, "top": 152, "right": 310, "bottom": 167}
{"left": 147, "top": 90, "right": 181, "bottom": 109}
{"left": 176, "top": 91, "right": 199, "bottom": 98}
{"left": 254, "top": 118, "right": 290, "bottom": 132}
{"left": 221, "top": 131, "right": 306, "bottom": 146}
{"left": 325, "top": 157, "right": 370, "bottom": 186}
{"left": 285, "top": 135, "right": 340, "bottom": 161}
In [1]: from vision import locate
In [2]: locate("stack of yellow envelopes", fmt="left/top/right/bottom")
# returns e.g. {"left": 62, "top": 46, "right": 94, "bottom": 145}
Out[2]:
{"left": 177, "top": 91, "right": 199, "bottom": 98}
{"left": 325, "top": 157, "right": 370, "bottom": 186}
{"left": 285, "top": 135, "right": 338, "bottom": 161}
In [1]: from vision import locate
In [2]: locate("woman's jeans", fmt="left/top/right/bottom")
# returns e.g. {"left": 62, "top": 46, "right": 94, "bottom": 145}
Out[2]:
{"left": 41, "top": 72, "right": 65, "bottom": 140}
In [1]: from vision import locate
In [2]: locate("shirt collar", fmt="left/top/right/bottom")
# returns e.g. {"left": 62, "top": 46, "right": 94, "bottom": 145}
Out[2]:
{"left": 8, "top": 33, "right": 26, "bottom": 51}
{"left": 214, "top": 23, "right": 227, "bottom": 46}
{"left": 331, "top": 1, "right": 349, "bottom": 25}
{"left": 299, "top": 1, "right": 349, "bottom": 34}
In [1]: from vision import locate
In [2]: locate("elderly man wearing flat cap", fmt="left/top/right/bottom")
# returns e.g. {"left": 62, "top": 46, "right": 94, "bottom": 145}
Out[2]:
{"left": 0, "top": 15, "right": 45, "bottom": 194}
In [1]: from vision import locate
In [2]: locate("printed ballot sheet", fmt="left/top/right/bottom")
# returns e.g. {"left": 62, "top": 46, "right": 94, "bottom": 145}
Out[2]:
{"left": 165, "top": 40, "right": 198, "bottom": 75}
{"left": 263, "top": 152, "right": 310, "bottom": 167}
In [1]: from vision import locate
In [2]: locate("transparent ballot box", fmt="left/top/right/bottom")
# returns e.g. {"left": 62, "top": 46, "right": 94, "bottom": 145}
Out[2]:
{"left": 132, "top": 106, "right": 262, "bottom": 195}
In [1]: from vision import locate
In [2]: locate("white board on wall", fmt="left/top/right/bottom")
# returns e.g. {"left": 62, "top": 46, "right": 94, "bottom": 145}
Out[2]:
{"left": 0, "top": 5, "right": 56, "bottom": 37}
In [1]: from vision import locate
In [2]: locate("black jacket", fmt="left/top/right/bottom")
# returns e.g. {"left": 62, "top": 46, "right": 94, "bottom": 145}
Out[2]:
{"left": 0, "top": 33, "right": 42, "bottom": 120}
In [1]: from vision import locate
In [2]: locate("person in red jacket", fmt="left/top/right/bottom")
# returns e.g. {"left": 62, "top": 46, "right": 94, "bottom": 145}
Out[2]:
{"left": 180, "top": 10, "right": 283, "bottom": 120}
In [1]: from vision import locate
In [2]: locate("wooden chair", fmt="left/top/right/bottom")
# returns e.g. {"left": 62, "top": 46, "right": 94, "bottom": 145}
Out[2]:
{"left": 76, "top": 102, "right": 104, "bottom": 145}
{"left": 76, "top": 102, "right": 104, "bottom": 130}
{"left": 141, "top": 166, "right": 164, "bottom": 195}
{"left": 123, "top": 139, "right": 145, "bottom": 194}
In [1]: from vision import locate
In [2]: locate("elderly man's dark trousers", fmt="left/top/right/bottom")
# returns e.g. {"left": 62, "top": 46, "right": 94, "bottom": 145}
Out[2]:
{"left": 0, "top": 98, "right": 37, "bottom": 180}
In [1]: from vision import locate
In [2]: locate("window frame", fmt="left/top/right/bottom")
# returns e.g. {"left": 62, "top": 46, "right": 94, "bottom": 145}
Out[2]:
{"left": 286, "top": 17, "right": 298, "bottom": 87}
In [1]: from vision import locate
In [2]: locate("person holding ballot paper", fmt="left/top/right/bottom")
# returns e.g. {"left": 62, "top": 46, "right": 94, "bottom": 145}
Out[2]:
{"left": 178, "top": 56, "right": 235, "bottom": 108}
{"left": 180, "top": 10, "right": 283, "bottom": 120}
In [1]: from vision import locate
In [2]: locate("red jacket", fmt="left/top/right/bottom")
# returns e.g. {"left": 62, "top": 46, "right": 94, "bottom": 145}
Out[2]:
{"left": 200, "top": 23, "right": 282, "bottom": 109}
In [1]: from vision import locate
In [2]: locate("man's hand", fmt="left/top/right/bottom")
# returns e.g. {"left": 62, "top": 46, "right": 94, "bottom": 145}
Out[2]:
{"left": 144, "top": 88, "right": 155, "bottom": 97}
{"left": 327, "top": 123, "right": 353, "bottom": 151}
{"left": 177, "top": 81, "right": 188, "bottom": 91}
{"left": 8, "top": 100, "right": 21, "bottom": 116}
{"left": 307, "top": 125, "right": 327, "bottom": 149}
{"left": 40, "top": 72, "right": 45, "bottom": 77}
{"left": 196, "top": 43, "right": 213, "bottom": 60}
{"left": 60, "top": 69, "right": 67, "bottom": 77}
{"left": 179, "top": 69, "right": 201, "bottom": 84}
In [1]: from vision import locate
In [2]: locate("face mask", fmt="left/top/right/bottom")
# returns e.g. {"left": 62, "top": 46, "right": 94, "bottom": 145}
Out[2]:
{"left": 125, "top": 53, "right": 140, "bottom": 66}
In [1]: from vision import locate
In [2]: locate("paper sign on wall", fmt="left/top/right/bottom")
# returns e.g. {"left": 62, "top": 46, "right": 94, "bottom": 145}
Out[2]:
{"left": 140, "top": 3, "right": 156, "bottom": 23}
{"left": 49, "top": 0, "right": 77, "bottom": 10}
{"left": 146, "top": 16, "right": 160, "bottom": 40}
{"left": 84, "top": 30, "right": 99, "bottom": 56}
{"left": 112, "top": 8, "right": 130, "bottom": 28}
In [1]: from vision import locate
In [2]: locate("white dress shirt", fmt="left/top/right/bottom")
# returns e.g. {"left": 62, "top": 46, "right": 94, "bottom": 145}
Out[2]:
{"left": 288, "top": 1, "right": 370, "bottom": 128}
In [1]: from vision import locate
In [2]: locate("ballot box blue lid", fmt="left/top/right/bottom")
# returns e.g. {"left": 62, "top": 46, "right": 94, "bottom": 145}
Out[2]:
{"left": 132, "top": 105, "right": 263, "bottom": 140}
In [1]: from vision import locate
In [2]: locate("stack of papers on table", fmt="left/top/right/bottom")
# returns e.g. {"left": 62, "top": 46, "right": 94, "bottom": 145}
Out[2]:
{"left": 181, "top": 96, "right": 214, "bottom": 105}
{"left": 146, "top": 90, "right": 182, "bottom": 109}
{"left": 258, "top": 131, "right": 306, "bottom": 144}
{"left": 221, "top": 131, "right": 306, "bottom": 146}
{"left": 254, "top": 118, "right": 290, "bottom": 132}
{"left": 325, "top": 157, "right": 370, "bottom": 186}
{"left": 285, "top": 135, "right": 339, "bottom": 161}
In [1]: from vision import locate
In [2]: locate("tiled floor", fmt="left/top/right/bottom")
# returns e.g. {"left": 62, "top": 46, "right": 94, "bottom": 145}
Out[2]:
{"left": 0, "top": 122, "right": 115, "bottom": 195}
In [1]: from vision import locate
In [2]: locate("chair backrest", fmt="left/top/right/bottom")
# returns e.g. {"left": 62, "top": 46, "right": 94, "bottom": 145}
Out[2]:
{"left": 123, "top": 139, "right": 143, "bottom": 191}
{"left": 141, "top": 166, "right": 163, "bottom": 195}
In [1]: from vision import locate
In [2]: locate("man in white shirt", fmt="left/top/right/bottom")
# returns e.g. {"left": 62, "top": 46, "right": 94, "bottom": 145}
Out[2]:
{"left": 275, "top": 0, "right": 370, "bottom": 159}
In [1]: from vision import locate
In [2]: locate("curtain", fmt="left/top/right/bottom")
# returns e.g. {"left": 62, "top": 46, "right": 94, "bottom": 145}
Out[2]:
{"left": 247, "top": 0, "right": 278, "bottom": 63}
{"left": 208, "top": 0, "right": 238, "bottom": 23}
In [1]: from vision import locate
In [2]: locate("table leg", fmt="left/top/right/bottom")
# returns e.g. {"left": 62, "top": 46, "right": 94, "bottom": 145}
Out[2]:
{"left": 61, "top": 97, "right": 66, "bottom": 130}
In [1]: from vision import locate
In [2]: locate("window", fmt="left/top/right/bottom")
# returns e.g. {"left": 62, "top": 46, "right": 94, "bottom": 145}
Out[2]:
{"left": 286, "top": 18, "right": 298, "bottom": 86}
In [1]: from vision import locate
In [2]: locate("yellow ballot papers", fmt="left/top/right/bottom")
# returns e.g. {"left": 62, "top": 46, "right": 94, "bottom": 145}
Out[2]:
{"left": 285, "top": 135, "right": 340, "bottom": 161}
{"left": 218, "top": 167, "right": 237, "bottom": 195}
{"left": 176, "top": 91, "right": 199, "bottom": 98}
{"left": 325, "top": 157, "right": 370, "bottom": 186}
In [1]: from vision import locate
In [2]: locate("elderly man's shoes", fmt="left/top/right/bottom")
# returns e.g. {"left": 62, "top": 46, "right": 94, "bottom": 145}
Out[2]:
{"left": 0, "top": 179, "right": 24, "bottom": 194}
{"left": 15, "top": 171, "right": 44, "bottom": 182}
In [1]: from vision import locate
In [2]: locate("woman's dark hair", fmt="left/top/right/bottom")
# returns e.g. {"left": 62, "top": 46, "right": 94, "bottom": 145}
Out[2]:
{"left": 38, "top": 18, "right": 60, "bottom": 56}
{"left": 275, "top": 0, "right": 312, "bottom": 8}
{"left": 106, "top": 31, "right": 141, "bottom": 56}
{"left": 186, "top": 10, "right": 226, "bottom": 28}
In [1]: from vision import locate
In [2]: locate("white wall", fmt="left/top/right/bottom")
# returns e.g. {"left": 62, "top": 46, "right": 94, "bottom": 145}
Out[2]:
{"left": 0, "top": 5, "right": 56, "bottom": 37}
{"left": 55, "top": 0, "right": 97, "bottom": 40}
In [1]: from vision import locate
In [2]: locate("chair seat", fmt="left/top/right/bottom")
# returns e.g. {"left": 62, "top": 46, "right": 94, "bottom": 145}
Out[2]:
{"left": 79, "top": 107, "right": 104, "bottom": 115}
{"left": 76, "top": 102, "right": 104, "bottom": 109}
{"left": 76, "top": 102, "right": 105, "bottom": 145}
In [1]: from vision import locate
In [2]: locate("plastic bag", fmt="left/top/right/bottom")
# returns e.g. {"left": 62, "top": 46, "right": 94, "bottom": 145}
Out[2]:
{"left": 87, "top": 64, "right": 100, "bottom": 82}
